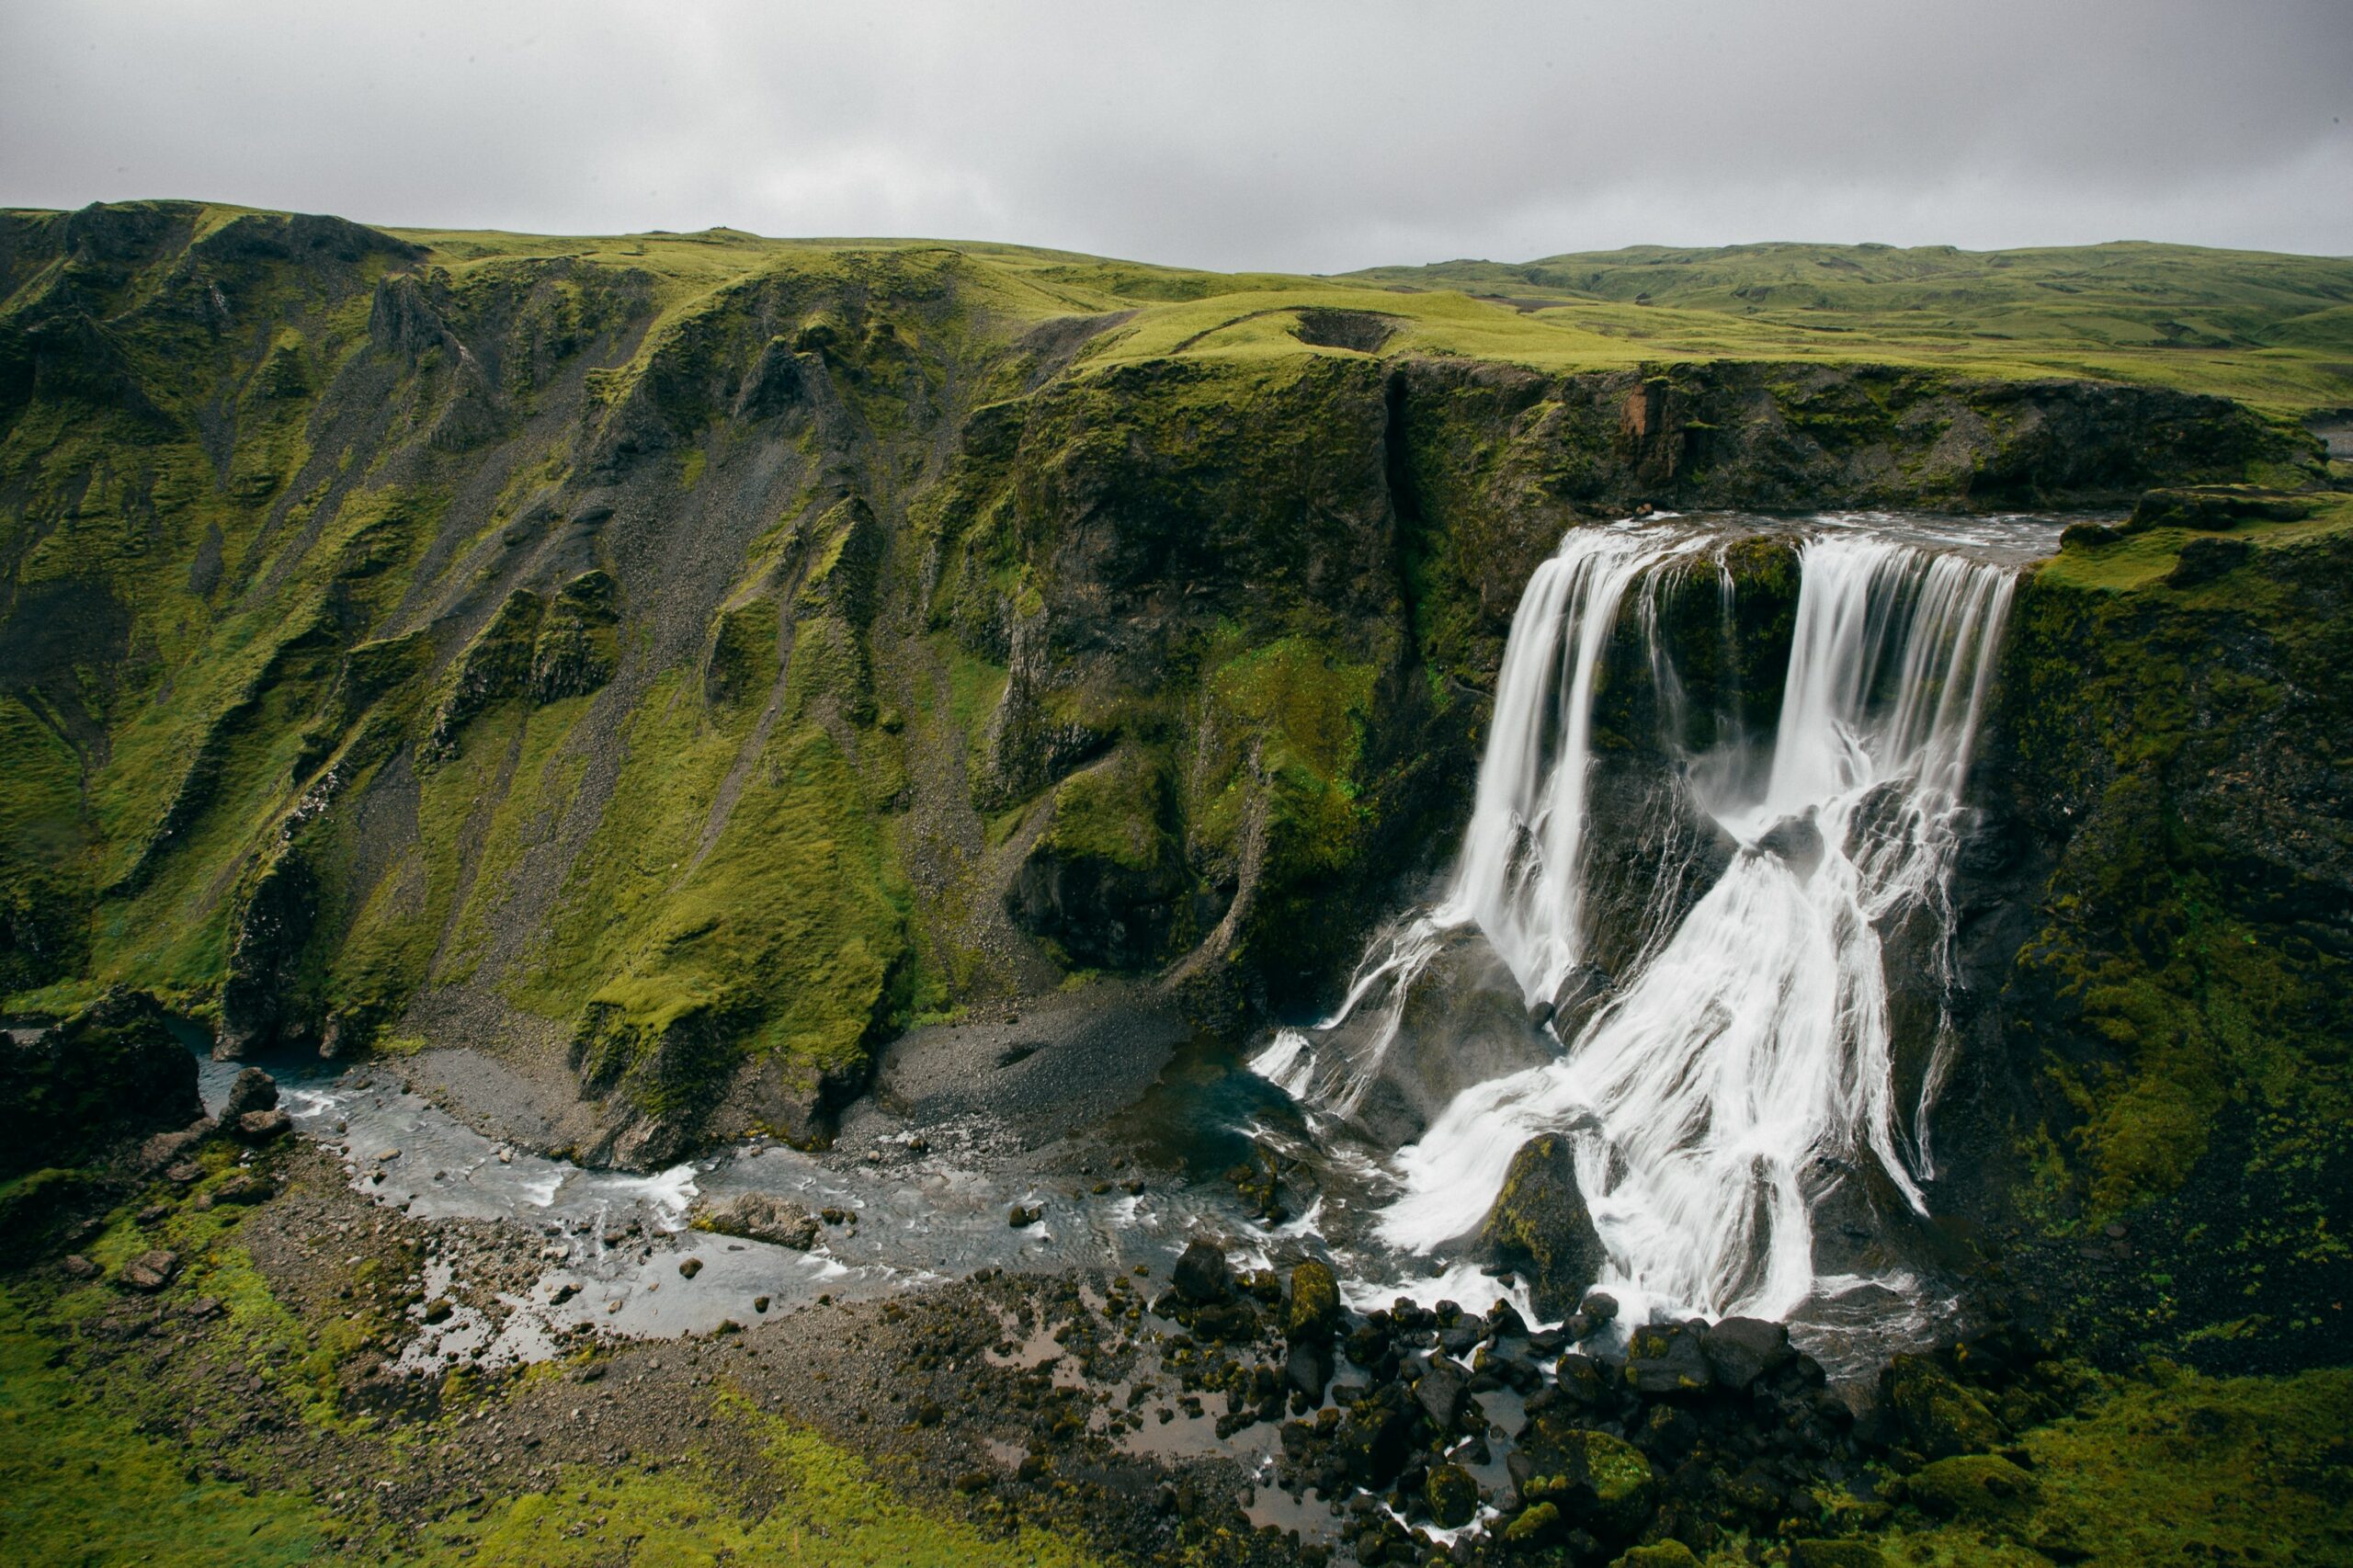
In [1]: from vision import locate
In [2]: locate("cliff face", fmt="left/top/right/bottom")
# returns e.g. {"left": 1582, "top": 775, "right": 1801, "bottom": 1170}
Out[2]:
{"left": 0, "top": 200, "right": 2332, "bottom": 1173}
{"left": 1940, "top": 509, "right": 2353, "bottom": 1367}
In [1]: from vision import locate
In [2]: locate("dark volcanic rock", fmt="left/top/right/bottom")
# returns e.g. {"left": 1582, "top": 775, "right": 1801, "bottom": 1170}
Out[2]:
{"left": 1414, "top": 1355, "right": 1473, "bottom": 1430}
{"left": 222, "top": 1066, "right": 278, "bottom": 1120}
{"left": 232, "top": 1108, "right": 292, "bottom": 1144}
{"left": 1479, "top": 1132, "right": 1608, "bottom": 1320}
{"left": 1700, "top": 1315, "right": 1794, "bottom": 1391}
{"left": 1172, "top": 1237, "right": 1231, "bottom": 1303}
{"left": 1624, "top": 1323, "right": 1714, "bottom": 1397}
{"left": 1283, "top": 1338, "right": 1335, "bottom": 1402}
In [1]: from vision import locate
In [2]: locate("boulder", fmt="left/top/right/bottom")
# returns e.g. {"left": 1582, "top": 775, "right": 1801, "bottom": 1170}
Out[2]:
{"left": 1414, "top": 1356, "right": 1473, "bottom": 1430}
{"left": 1625, "top": 1322, "right": 1714, "bottom": 1397}
{"left": 1620, "top": 1544, "right": 1702, "bottom": 1568}
{"left": 1512, "top": 1419, "right": 1656, "bottom": 1542}
{"left": 1172, "top": 1237, "right": 1231, "bottom": 1303}
{"left": 211, "top": 1172, "right": 273, "bottom": 1206}
{"left": 693, "top": 1191, "right": 820, "bottom": 1250}
{"left": 1335, "top": 1391, "right": 1414, "bottom": 1488}
{"left": 232, "top": 1108, "right": 292, "bottom": 1143}
{"left": 1882, "top": 1354, "right": 2005, "bottom": 1459}
{"left": 1501, "top": 1500, "right": 1562, "bottom": 1550}
{"left": 222, "top": 1067, "right": 278, "bottom": 1120}
{"left": 1424, "top": 1461, "right": 1479, "bottom": 1528}
{"left": 1478, "top": 1133, "right": 1609, "bottom": 1321}
{"left": 1700, "top": 1315, "right": 1794, "bottom": 1391}
{"left": 119, "top": 1249, "right": 178, "bottom": 1292}
{"left": 1789, "top": 1541, "right": 1891, "bottom": 1568}
{"left": 1897, "top": 1453, "right": 2040, "bottom": 1522}
{"left": 136, "top": 1122, "right": 214, "bottom": 1174}
{"left": 1283, "top": 1337, "right": 1335, "bottom": 1402}
{"left": 1284, "top": 1259, "right": 1340, "bottom": 1342}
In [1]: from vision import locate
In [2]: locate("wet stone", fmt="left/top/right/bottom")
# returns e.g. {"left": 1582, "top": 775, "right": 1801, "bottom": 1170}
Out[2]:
{"left": 1172, "top": 1237, "right": 1231, "bottom": 1303}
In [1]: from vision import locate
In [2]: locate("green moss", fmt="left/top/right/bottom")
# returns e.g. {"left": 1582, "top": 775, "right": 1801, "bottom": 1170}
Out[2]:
{"left": 0, "top": 1287, "right": 331, "bottom": 1564}
{"left": 431, "top": 1394, "right": 1096, "bottom": 1567}
{"left": 1879, "top": 1364, "right": 2353, "bottom": 1567}
{"left": 704, "top": 597, "right": 781, "bottom": 713}
{"left": 1039, "top": 746, "right": 1172, "bottom": 874}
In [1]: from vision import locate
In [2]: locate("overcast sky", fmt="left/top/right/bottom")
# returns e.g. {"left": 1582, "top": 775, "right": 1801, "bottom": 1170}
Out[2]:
{"left": 4, "top": 1, "right": 2347, "bottom": 272}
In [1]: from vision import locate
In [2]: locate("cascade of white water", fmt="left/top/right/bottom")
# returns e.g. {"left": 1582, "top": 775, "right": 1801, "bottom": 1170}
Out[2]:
{"left": 1261, "top": 521, "right": 2019, "bottom": 1324}
{"left": 1247, "top": 524, "right": 1710, "bottom": 1115}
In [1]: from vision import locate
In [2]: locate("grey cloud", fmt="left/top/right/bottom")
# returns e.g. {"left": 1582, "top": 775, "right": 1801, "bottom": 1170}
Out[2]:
{"left": 3, "top": 0, "right": 2347, "bottom": 269}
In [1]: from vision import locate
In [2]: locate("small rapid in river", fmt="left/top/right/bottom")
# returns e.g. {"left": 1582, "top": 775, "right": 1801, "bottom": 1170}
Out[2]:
{"left": 1257, "top": 512, "right": 2047, "bottom": 1333}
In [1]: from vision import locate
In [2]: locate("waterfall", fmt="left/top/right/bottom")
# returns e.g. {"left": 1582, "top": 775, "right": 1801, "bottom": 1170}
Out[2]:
{"left": 1258, "top": 519, "right": 2019, "bottom": 1324}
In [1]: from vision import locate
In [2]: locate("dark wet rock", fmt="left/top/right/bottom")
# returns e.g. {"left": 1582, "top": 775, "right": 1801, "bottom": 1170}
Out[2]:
{"left": 1624, "top": 1322, "right": 1713, "bottom": 1397}
{"left": 1580, "top": 1290, "right": 1619, "bottom": 1324}
{"left": 1284, "top": 1259, "right": 1340, "bottom": 1342}
{"left": 0, "top": 989, "right": 201, "bottom": 1176}
{"left": 1414, "top": 1355, "right": 1473, "bottom": 1430}
{"left": 232, "top": 1108, "right": 292, "bottom": 1143}
{"left": 693, "top": 1192, "right": 819, "bottom": 1250}
{"left": 1172, "top": 1237, "right": 1231, "bottom": 1303}
{"left": 1425, "top": 1460, "right": 1479, "bottom": 1528}
{"left": 1335, "top": 1388, "right": 1415, "bottom": 1488}
{"left": 1284, "top": 1337, "right": 1335, "bottom": 1401}
{"left": 1479, "top": 1132, "right": 1608, "bottom": 1320}
{"left": 222, "top": 1066, "right": 278, "bottom": 1120}
{"left": 1755, "top": 809, "right": 1825, "bottom": 876}
{"left": 1699, "top": 1315, "right": 1794, "bottom": 1391}
{"left": 1552, "top": 1350, "right": 1618, "bottom": 1409}
{"left": 119, "top": 1249, "right": 178, "bottom": 1292}
{"left": 1511, "top": 1418, "right": 1656, "bottom": 1542}
{"left": 1323, "top": 929, "right": 1561, "bottom": 1144}
{"left": 677, "top": 1256, "right": 703, "bottom": 1279}
{"left": 1007, "top": 1204, "right": 1042, "bottom": 1228}
{"left": 1187, "top": 1298, "right": 1260, "bottom": 1344}
{"left": 1882, "top": 1353, "right": 2005, "bottom": 1459}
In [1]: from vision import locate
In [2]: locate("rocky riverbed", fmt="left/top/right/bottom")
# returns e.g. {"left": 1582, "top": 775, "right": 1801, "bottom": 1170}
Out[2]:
{"left": 21, "top": 1048, "right": 2341, "bottom": 1568}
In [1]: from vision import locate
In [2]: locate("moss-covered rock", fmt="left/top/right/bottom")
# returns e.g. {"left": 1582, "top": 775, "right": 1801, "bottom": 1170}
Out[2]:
{"left": 1513, "top": 1418, "right": 1656, "bottom": 1542}
{"left": 1424, "top": 1460, "right": 1479, "bottom": 1528}
{"left": 1882, "top": 1353, "right": 2006, "bottom": 1459}
{"left": 1283, "top": 1259, "right": 1340, "bottom": 1343}
{"left": 1898, "top": 1452, "right": 2041, "bottom": 1522}
{"left": 1481, "top": 1133, "right": 1608, "bottom": 1321}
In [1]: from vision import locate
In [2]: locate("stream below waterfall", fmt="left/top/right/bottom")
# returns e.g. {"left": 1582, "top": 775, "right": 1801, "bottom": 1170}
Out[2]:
{"left": 198, "top": 509, "right": 2070, "bottom": 1386}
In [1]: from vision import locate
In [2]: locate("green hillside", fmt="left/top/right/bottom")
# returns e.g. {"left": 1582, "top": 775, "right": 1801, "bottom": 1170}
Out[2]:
{"left": 0, "top": 201, "right": 2337, "bottom": 1169}
{"left": 1342, "top": 241, "right": 2353, "bottom": 418}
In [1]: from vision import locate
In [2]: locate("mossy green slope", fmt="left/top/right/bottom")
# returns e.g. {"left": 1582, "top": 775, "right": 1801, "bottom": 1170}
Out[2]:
{"left": 1936, "top": 495, "right": 2353, "bottom": 1369}
{"left": 0, "top": 199, "right": 2336, "bottom": 1165}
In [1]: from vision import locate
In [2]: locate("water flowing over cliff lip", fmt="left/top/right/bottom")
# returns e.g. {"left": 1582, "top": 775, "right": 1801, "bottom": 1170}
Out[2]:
{"left": 1258, "top": 510, "right": 2060, "bottom": 1342}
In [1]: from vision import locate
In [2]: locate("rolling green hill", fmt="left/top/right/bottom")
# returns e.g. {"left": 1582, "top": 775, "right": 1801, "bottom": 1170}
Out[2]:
{"left": 1342, "top": 240, "right": 2353, "bottom": 418}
